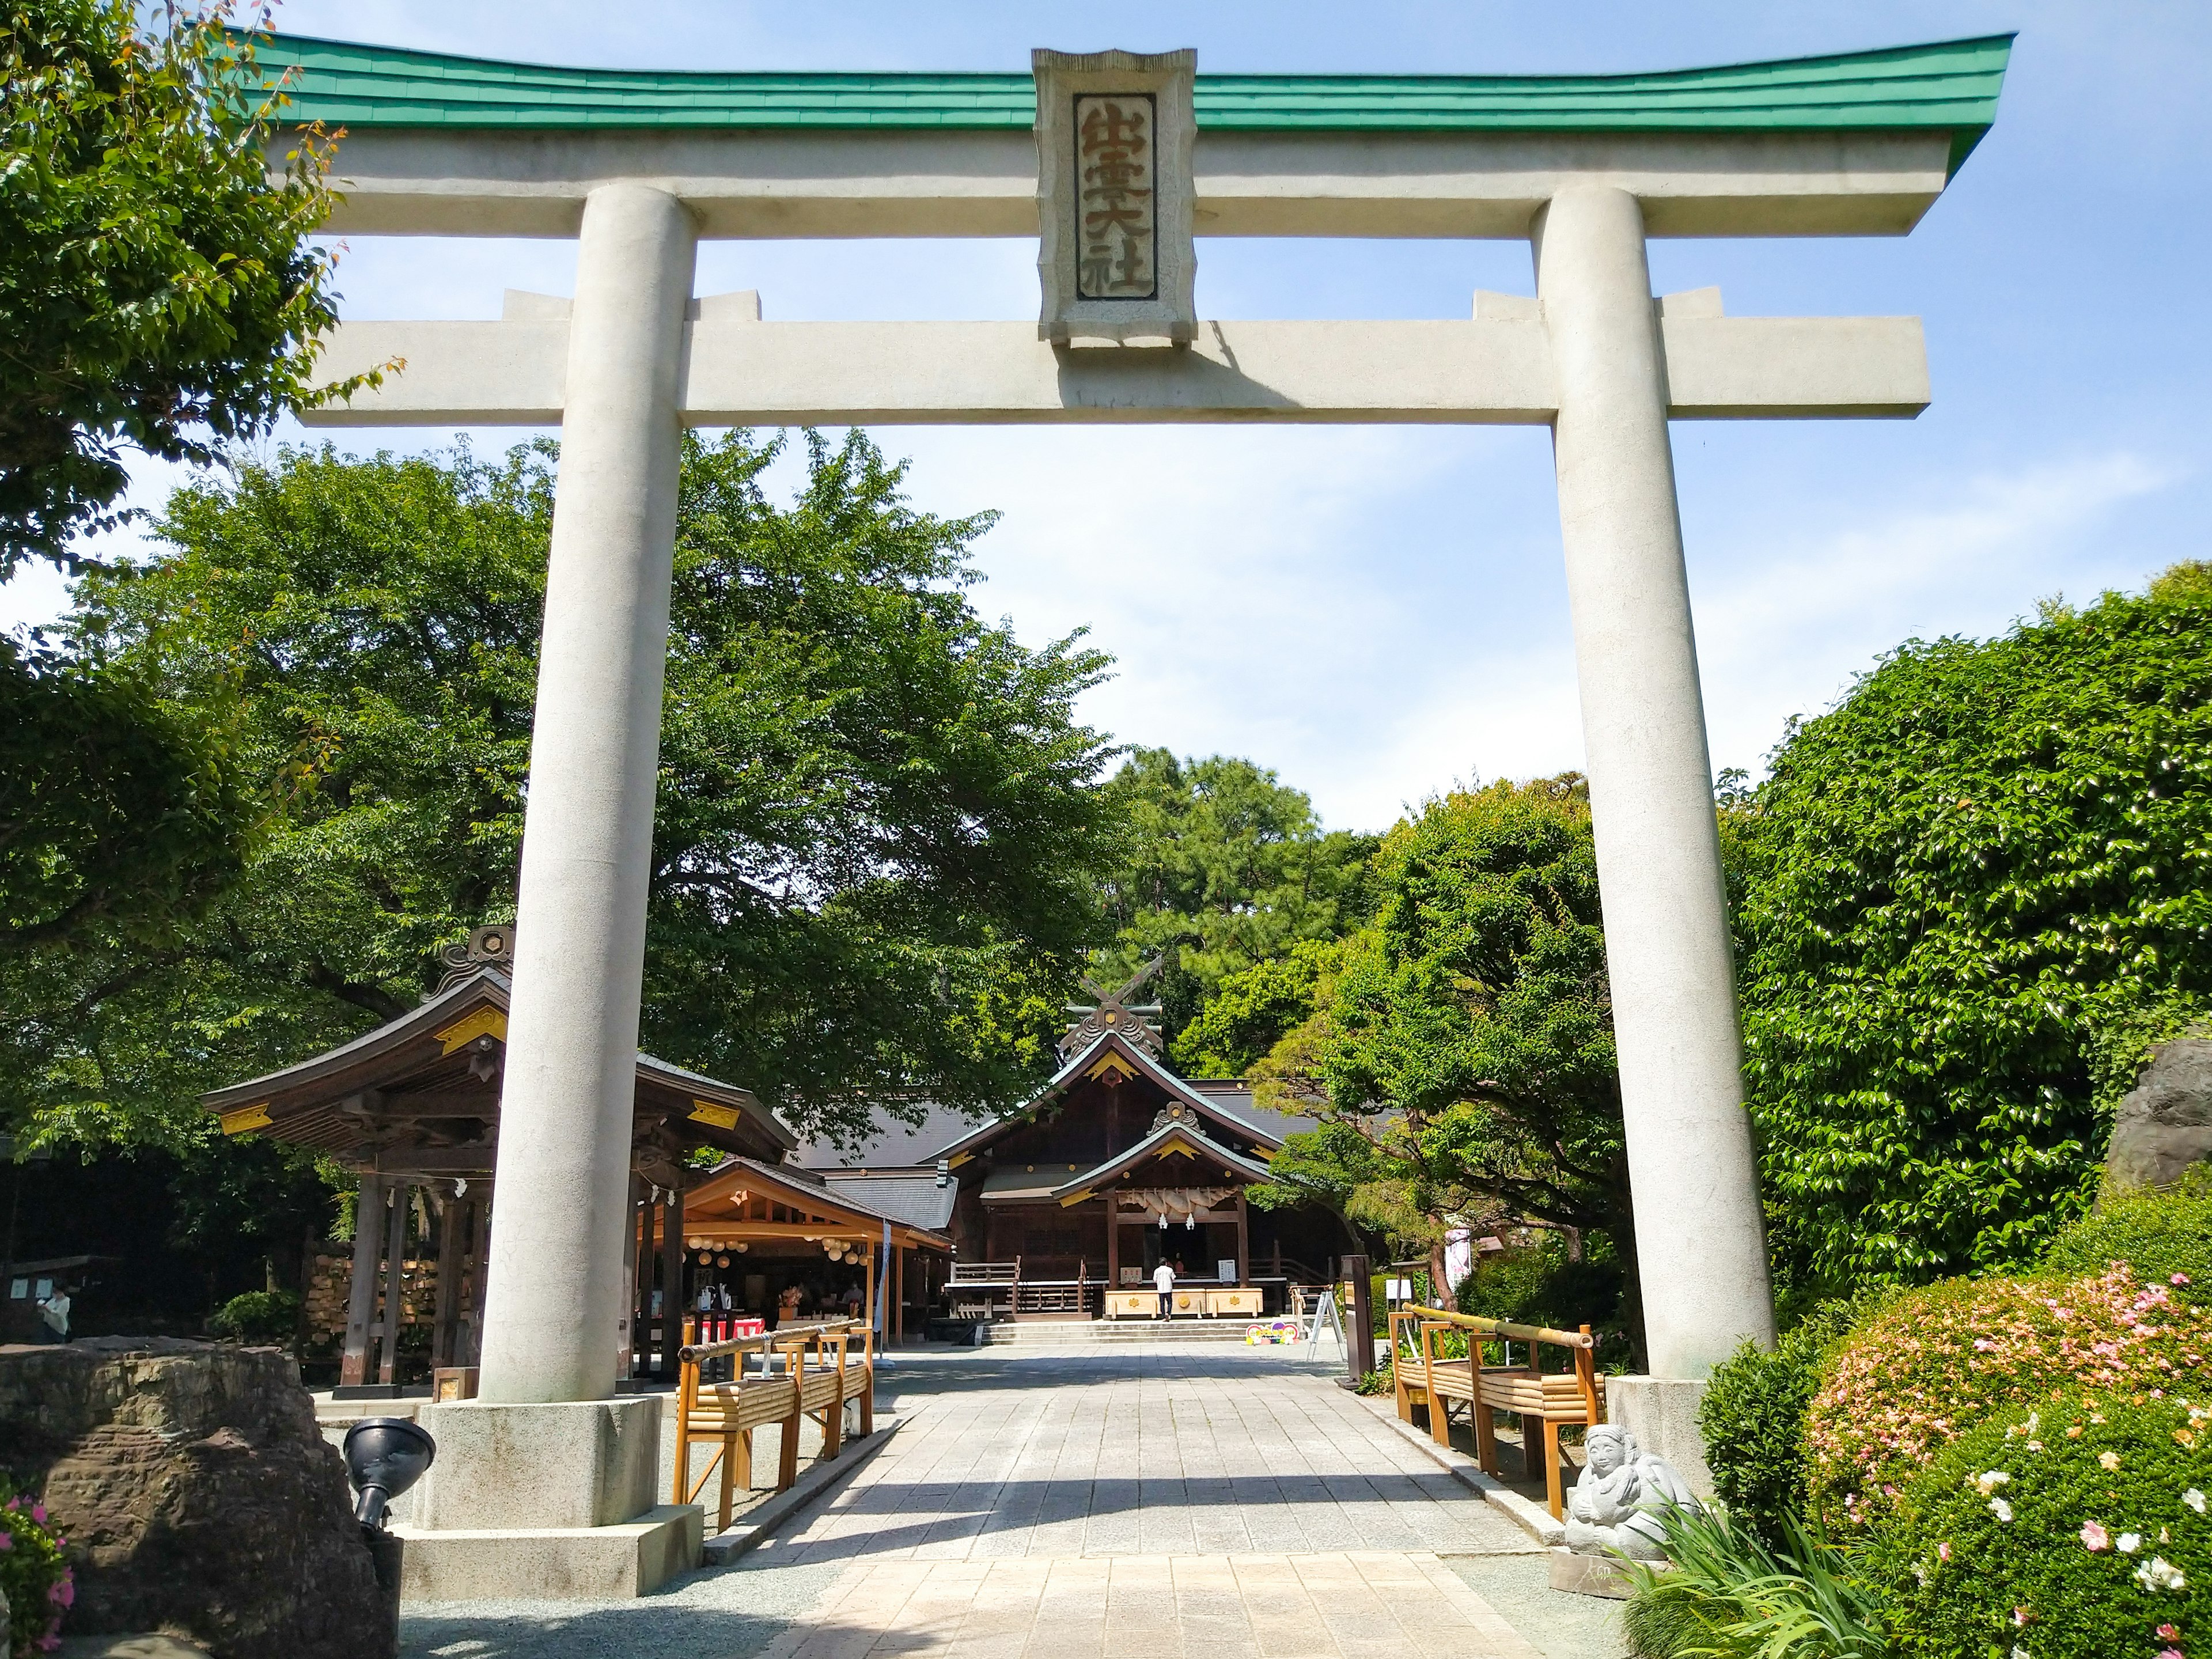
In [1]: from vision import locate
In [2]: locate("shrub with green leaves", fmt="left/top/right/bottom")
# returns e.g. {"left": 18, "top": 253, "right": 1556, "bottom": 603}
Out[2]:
{"left": 1805, "top": 1266, "right": 2212, "bottom": 1529}
{"left": 1699, "top": 1301, "right": 1861, "bottom": 1547}
{"left": 1866, "top": 1393, "right": 2211, "bottom": 1659}
{"left": 2041, "top": 1170, "right": 2212, "bottom": 1303}
{"left": 208, "top": 1289, "right": 299, "bottom": 1344}
{"left": 0, "top": 1488, "right": 74, "bottom": 1655}
{"left": 1736, "top": 565, "right": 2212, "bottom": 1288}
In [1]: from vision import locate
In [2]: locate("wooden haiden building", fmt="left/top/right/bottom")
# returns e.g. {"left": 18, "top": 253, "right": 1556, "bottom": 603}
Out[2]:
{"left": 791, "top": 967, "right": 1346, "bottom": 1320}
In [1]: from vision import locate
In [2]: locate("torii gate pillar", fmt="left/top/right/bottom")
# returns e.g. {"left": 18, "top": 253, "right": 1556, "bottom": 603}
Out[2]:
{"left": 1537, "top": 184, "right": 1775, "bottom": 1382}
{"left": 477, "top": 182, "right": 697, "bottom": 1404}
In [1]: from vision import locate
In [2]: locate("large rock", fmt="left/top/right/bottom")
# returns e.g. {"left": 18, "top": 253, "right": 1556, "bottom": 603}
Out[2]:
{"left": 2107, "top": 1038, "right": 2212, "bottom": 1194}
{"left": 0, "top": 1338, "right": 390, "bottom": 1659}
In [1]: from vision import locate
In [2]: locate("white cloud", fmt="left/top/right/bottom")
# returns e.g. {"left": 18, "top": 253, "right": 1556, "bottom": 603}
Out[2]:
{"left": 1691, "top": 449, "right": 2180, "bottom": 775}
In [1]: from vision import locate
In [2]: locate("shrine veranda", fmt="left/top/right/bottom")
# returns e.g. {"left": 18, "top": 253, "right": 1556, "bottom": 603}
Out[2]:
{"left": 218, "top": 30, "right": 2012, "bottom": 1596}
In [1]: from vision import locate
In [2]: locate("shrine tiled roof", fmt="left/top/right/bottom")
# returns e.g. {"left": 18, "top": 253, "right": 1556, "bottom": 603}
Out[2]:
{"left": 933, "top": 1028, "right": 1289, "bottom": 1169}
{"left": 239, "top": 33, "right": 2012, "bottom": 176}
{"left": 1048, "top": 1116, "right": 1278, "bottom": 1205}
{"left": 818, "top": 1173, "right": 958, "bottom": 1233}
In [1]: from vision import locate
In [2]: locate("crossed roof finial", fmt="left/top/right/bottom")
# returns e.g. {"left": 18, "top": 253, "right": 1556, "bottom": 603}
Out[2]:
{"left": 1060, "top": 950, "right": 1171, "bottom": 1061}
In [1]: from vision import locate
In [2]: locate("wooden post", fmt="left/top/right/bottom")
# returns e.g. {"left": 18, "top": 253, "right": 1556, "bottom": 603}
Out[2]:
{"left": 430, "top": 1187, "right": 464, "bottom": 1369}
{"left": 1234, "top": 1190, "right": 1250, "bottom": 1286}
{"left": 377, "top": 1180, "right": 409, "bottom": 1385}
{"left": 637, "top": 1190, "right": 657, "bottom": 1372}
{"left": 620, "top": 1172, "right": 642, "bottom": 1379}
{"left": 340, "top": 1175, "right": 385, "bottom": 1386}
{"left": 660, "top": 1181, "right": 684, "bottom": 1378}
{"left": 463, "top": 1183, "right": 493, "bottom": 1368}
{"left": 1575, "top": 1321, "right": 1603, "bottom": 1425}
{"left": 863, "top": 1244, "right": 876, "bottom": 1343}
{"left": 1424, "top": 1321, "right": 1452, "bottom": 1449}
{"left": 1342, "top": 1251, "right": 1374, "bottom": 1381}
{"left": 894, "top": 1245, "right": 905, "bottom": 1344}
{"left": 1105, "top": 1188, "right": 1119, "bottom": 1294}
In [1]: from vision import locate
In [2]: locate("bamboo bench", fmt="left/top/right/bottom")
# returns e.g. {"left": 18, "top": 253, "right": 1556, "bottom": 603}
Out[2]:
{"left": 1388, "top": 1304, "right": 1604, "bottom": 1520}
{"left": 672, "top": 1317, "right": 874, "bottom": 1532}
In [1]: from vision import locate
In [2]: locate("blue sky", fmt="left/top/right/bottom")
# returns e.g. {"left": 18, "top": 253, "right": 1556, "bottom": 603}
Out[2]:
{"left": 12, "top": 1, "right": 2209, "bottom": 831}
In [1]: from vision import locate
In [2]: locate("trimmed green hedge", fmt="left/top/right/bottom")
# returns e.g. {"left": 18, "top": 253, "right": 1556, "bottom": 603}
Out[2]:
{"left": 1698, "top": 1301, "right": 1859, "bottom": 1548}
{"left": 2041, "top": 1171, "right": 2212, "bottom": 1303}
{"left": 1868, "top": 1394, "right": 2211, "bottom": 1659}
{"left": 1805, "top": 1266, "right": 2212, "bottom": 1530}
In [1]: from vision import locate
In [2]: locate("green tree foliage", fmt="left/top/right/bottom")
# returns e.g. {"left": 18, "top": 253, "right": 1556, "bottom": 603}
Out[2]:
{"left": 1093, "top": 749, "right": 1375, "bottom": 1055}
{"left": 0, "top": 636, "right": 250, "bottom": 952}
{"left": 2, "top": 431, "right": 1116, "bottom": 1147}
{"left": 1736, "top": 567, "right": 2212, "bottom": 1288}
{"left": 1, "top": 0, "right": 366, "bottom": 571}
{"left": 1247, "top": 777, "right": 1636, "bottom": 1345}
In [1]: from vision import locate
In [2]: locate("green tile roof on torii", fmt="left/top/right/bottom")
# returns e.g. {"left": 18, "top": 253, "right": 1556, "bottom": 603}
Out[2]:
{"left": 245, "top": 31, "right": 2010, "bottom": 176}
{"left": 242, "top": 32, "right": 2012, "bottom": 243}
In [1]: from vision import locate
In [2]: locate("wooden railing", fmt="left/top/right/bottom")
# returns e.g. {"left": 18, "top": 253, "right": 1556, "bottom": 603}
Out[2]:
{"left": 1014, "top": 1280, "right": 1093, "bottom": 1316}
{"left": 672, "top": 1317, "right": 874, "bottom": 1533}
{"left": 945, "top": 1259, "right": 1020, "bottom": 1284}
{"left": 1387, "top": 1304, "right": 1604, "bottom": 1520}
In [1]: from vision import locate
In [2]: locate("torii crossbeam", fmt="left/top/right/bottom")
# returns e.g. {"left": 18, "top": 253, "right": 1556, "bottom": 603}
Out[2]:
{"left": 248, "top": 31, "right": 2009, "bottom": 1521}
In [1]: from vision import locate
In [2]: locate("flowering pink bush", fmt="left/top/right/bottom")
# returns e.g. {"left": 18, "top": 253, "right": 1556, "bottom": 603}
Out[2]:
{"left": 1805, "top": 1265, "right": 2212, "bottom": 1528}
{"left": 0, "top": 1491, "right": 71, "bottom": 1656}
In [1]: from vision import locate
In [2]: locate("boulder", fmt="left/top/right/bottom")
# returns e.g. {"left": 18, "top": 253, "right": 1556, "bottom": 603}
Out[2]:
{"left": 2106, "top": 1038, "right": 2212, "bottom": 1194}
{"left": 0, "top": 1338, "right": 390, "bottom": 1659}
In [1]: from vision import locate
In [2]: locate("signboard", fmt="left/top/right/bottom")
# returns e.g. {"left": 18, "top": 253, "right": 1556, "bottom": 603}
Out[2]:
{"left": 1033, "top": 48, "right": 1196, "bottom": 346}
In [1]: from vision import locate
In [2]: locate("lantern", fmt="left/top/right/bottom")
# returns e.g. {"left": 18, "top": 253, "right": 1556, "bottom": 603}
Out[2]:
{"left": 715, "top": 1255, "right": 730, "bottom": 1268}
{"left": 697, "top": 1250, "right": 713, "bottom": 1264}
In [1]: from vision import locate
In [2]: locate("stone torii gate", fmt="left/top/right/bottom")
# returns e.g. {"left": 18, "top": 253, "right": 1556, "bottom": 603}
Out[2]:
{"left": 263, "top": 31, "right": 2008, "bottom": 1590}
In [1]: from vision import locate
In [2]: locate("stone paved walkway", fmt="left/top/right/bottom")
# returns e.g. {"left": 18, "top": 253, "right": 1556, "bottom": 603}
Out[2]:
{"left": 770, "top": 1348, "right": 1534, "bottom": 1562}
{"left": 404, "top": 1344, "right": 1615, "bottom": 1659}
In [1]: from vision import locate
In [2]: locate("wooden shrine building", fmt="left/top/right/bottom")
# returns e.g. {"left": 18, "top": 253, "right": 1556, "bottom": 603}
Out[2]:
{"left": 794, "top": 969, "right": 1348, "bottom": 1320}
{"left": 202, "top": 928, "right": 796, "bottom": 1390}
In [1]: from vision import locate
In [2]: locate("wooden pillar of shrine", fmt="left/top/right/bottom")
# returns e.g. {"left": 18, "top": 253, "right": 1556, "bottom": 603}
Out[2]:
{"left": 463, "top": 1181, "right": 493, "bottom": 1367}
{"left": 431, "top": 1186, "right": 465, "bottom": 1369}
{"left": 1235, "top": 1190, "right": 1250, "bottom": 1287}
{"left": 893, "top": 1245, "right": 905, "bottom": 1343}
{"left": 658, "top": 1180, "right": 684, "bottom": 1376}
{"left": 620, "top": 1172, "right": 643, "bottom": 1378}
{"left": 376, "top": 1179, "right": 410, "bottom": 1385}
{"left": 1105, "top": 1186, "right": 1120, "bottom": 1294}
{"left": 339, "top": 1175, "right": 385, "bottom": 1386}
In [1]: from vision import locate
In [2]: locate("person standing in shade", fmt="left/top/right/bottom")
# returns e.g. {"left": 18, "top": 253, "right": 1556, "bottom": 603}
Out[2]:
{"left": 37, "top": 1286, "right": 70, "bottom": 1344}
{"left": 1154, "top": 1257, "right": 1175, "bottom": 1321}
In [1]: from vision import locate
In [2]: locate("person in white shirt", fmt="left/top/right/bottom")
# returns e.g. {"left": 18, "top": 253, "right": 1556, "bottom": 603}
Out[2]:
{"left": 37, "top": 1287, "right": 70, "bottom": 1344}
{"left": 1153, "top": 1259, "right": 1175, "bottom": 1321}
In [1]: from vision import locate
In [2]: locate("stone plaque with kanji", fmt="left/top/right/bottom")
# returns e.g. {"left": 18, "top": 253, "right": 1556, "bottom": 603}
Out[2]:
{"left": 1035, "top": 48, "right": 1195, "bottom": 346}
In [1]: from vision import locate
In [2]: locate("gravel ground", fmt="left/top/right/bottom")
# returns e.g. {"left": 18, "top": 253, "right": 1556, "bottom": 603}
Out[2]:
{"left": 1443, "top": 1554, "right": 1632, "bottom": 1659}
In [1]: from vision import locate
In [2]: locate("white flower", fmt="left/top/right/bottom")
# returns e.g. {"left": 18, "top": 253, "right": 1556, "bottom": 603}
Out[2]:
{"left": 2135, "top": 1556, "right": 2188, "bottom": 1593}
{"left": 2184, "top": 1488, "right": 2207, "bottom": 1514}
{"left": 2119, "top": 1533, "right": 2143, "bottom": 1554}
{"left": 1976, "top": 1470, "right": 2013, "bottom": 1495}
{"left": 1990, "top": 1497, "right": 2014, "bottom": 1522}
{"left": 2012, "top": 1647, "right": 2030, "bottom": 1659}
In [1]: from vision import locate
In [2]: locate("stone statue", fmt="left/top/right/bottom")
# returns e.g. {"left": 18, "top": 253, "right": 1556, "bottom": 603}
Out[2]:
{"left": 1563, "top": 1424, "right": 1700, "bottom": 1559}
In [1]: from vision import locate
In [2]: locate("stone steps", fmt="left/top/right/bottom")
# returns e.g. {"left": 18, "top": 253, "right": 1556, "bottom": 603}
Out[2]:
{"left": 982, "top": 1318, "right": 1321, "bottom": 1346}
